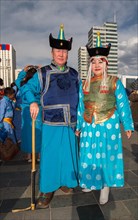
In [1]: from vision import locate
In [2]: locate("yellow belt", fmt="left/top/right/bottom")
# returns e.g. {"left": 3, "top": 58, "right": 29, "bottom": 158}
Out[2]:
{"left": 3, "top": 118, "right": 14, "bottom": 129}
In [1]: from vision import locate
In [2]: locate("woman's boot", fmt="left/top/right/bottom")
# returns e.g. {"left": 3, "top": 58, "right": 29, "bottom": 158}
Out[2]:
{"left": 99, "top": 187, "right": 109, "bottom": 205}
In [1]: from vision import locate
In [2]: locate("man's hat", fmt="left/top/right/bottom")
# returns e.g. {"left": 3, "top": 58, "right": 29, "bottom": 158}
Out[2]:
{"left": 49, "top": 24, "right": 73, "bottom": 51}
{"left": 87, "top": 32, "right": 111, "bottom": 57}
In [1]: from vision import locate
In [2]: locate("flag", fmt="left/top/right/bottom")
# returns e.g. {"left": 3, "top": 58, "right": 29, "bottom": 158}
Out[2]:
{"left": 0, "top": 44, "right": 10, "bottom": 50}
{"left": 2, "top": 45, "right": 6, "bottom": 50}
{"left": 6, "top": 44, "right": 10, "bottom": 50}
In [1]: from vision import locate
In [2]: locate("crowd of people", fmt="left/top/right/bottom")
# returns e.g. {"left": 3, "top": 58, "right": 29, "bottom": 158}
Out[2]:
{"left": 0, "top": 24, "right": 136, "bottom": 209}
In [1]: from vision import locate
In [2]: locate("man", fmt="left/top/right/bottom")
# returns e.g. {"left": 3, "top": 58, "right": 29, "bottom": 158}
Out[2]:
{"left": 21, "top": 24, "right": 79, "bottom": 208}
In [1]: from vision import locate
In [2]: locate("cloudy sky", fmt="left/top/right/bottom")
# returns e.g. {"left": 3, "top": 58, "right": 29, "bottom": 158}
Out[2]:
{"left": 0, "top": 0, "right": 138, "bottom": 76}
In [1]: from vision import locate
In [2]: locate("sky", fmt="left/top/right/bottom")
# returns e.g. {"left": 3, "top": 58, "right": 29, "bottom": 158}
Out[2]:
{"left": 0, "top": 0, "right": 138, "bottom": 76}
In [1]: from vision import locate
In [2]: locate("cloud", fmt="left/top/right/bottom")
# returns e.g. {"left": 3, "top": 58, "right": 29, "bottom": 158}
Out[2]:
{"left": 0, "top": 0, "right": 138, "bottom": 75}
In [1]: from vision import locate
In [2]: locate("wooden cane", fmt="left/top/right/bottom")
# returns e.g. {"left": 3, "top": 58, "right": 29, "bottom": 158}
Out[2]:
{"left": 31, "top": 118, "right": 36, "bottom": 210}
{"left": 12, "top": 119, "right": 36, "bottom": 212}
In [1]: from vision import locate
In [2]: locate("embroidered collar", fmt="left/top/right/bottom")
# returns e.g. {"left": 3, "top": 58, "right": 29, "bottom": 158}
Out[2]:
{"left": 51, "top": 61, "right": 67, "bottom": 72}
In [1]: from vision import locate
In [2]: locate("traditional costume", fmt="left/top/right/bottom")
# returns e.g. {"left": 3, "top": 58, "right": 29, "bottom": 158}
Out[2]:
{"left": 76, "top": 32, "right": 134, "bottom": 204}
{"left": 15, "top": 69, "right": 42, "bottom": 154}
{"left": 21, "top": 25, "right": 79, "bottom": 195}
{"left": 0, "top": 96, "right": 16, "bottom": 143}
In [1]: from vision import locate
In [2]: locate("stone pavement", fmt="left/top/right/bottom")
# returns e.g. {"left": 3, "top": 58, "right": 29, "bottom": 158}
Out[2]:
{"left": 0, "top": 126, "right": 138, "bottom": 220}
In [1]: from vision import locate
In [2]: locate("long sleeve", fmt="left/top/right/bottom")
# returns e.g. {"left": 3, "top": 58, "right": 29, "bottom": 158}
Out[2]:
{"left": 0, "top": 98, "right": 7, "bottom": 128}
{"left": 15, "top": 70, "right": 27, "bottom": 89}
{"left": 20, "top": 73, "right": 41, "bottom": 105}
{"left": 115, "top": 79, "right": 134, "bottom": 131}
{"left": 76, "top": 80, "right": 85, "bottom": 131}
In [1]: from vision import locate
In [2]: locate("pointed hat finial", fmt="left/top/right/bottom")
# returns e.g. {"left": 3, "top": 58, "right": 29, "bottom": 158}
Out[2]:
{"left": 58, "top": 24, "right": 65, "bottom": 40}
{"left": 49, "top": 24, "right": 73, "bottom": 50}
{"left": 96, "top": 32, "right": 102, "bottom": 47}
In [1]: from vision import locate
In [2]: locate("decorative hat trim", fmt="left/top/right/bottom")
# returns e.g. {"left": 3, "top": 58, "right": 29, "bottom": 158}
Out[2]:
{"left": 49, "top": 24, "right": 72, "bottom": 51}
{"left": 87, "top": 32, "right": 111, "bottom": 57}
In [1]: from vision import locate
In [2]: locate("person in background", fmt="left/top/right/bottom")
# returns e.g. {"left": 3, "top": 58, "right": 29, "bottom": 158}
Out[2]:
{"left": 11, "top": 82, "right": 22, "bottom": 144}
{"left": 0, "top": 78, "right": 4, "bottom": 100}
{"left": 14, "top": 65, "right": 42, "bottom": 162}
{"left": 20, "top": 24, "right": 79, "bottom": 208}
{"left": 75, "top": 32, "right": 134, "bottom": 205}
{"left": 129, "top": 78, "right": 138, "bottom": 129}
{"left": 0, "top": 87, "right": 17, "bottom": 144}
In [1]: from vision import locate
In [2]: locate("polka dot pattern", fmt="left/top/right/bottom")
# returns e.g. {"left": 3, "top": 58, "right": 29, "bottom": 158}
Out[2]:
{"left": 76, "top": 79, "right": 134, "bottom": 190}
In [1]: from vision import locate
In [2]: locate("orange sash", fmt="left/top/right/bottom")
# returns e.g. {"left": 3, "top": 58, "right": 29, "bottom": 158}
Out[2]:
{"left": 3, "top": 118, "right": 14, "bottom": 129}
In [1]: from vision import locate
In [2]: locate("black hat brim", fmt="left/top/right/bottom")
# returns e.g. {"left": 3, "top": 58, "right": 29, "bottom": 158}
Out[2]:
{"left": 87, "top": 45, "right": 111, "bottom": 57}
{"left": 49, "top": 34, "right": 72, "bottom": 51}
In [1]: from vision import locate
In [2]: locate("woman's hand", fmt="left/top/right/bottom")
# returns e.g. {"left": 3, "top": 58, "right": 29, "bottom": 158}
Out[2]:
{"left": 75, "top": 130, "right": 81, "bottom": 137}
{"left": 24, "top": 65, "right": 33, "bottom": 72}
{"left": 30, "top": 102, "right": 39, "bottom": 120}
{"left": 125, "top": 130, "right": 132, "bottom": 139}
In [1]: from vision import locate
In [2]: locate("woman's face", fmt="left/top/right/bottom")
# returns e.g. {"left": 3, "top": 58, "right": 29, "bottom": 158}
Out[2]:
{"left": 91, "top": 57, "right": 106, "bottom": 76}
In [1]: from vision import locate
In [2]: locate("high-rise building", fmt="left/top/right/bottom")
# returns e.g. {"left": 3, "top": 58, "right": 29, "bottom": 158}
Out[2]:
{"left": 78, "top": 47, "right": 89, "bottom": 80}
{"left": 88, "top": 22, "right": 118, "bottom": 75}
{"left": 0, "top": 44, "right": 16, "bottom": 87}
{"left": 78, "top": 22, "right": 118, "bottom": 80}
{"left": 15, "top": 69, "right": 22, "bottom": 80}
{"left": 104, "top": 22, "right": 118, "bottom": 74}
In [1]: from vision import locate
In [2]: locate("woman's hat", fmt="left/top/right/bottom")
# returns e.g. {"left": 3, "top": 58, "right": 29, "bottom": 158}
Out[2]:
{"left": 87, "top": 32, "right": 111, "bottom": 57}
{"left": 49, "top": 24, "right": 72, "bottom": 51}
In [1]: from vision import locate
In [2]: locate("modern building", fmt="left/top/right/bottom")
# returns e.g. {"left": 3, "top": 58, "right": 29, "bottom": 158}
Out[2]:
{"left": 88, "top": 22, "right": 118, "bottom": 75}
{"left": 15, "top": 69, "right": 22, "bottom": 80}
{"left": 104, "top": 22, "right": 118, "bottom": 74}
{"left": 120, "top": 75, "right": 138, "bottom": 90}
{"left": 0, "top": 44, "right": 16, "bottom": 87}
{"left": 78, "top": 47, "right": 89, "bottom": 80}
{"left": 78, "top": 22, "right": 118, "bottom": 80}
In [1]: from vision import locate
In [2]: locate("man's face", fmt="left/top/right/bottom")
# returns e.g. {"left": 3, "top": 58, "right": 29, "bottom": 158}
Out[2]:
{"left": 51, "top": 48, "right": 68, "bottom": 66}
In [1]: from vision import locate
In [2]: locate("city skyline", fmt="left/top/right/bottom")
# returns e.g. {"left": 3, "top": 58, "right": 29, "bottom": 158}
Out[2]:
{"left": 1, "top": 0, "right": 138, "bottom": 76}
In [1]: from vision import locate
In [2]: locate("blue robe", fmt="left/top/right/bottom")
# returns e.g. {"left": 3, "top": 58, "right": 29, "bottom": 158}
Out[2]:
{"left": 21, "top": 64, "right": 79, "bottom": 193}
{"left": 15, "top": 70, "right": 42, "bottom": 153}
{"left": 0, "top": 96, "right": 16, "bottom": 143}
{"left": 13, "top": 87, "right": 22, "bottom": 142}
{"left": 76, "top": 79, "right": 134, "bottom": 190}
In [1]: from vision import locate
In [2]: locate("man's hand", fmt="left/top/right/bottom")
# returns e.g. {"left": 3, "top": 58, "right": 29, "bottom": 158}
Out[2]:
{"left": 125, "top": 130, "right": 132, "bottom": 139}
{"left": 30, "top": 102, "right": 39, "bottom": 120}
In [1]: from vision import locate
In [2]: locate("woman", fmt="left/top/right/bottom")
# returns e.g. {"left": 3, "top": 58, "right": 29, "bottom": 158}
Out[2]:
{"left": 15, "top": 65, "right": 42, "bottom": 162}
{"left": 76, "top": 32, "right": 134, "bottom": 205}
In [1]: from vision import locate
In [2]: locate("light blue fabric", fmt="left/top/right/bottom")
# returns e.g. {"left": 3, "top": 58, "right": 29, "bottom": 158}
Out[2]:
{"left": 20, "top": 104, "right": 42, "bottom": 153}
{"left": 13, "top": 86, "right": 22, "bottom": 142}
{"left": 15, "top": 70, "right": 42, "bottom": 153}
{"left": 40, "top": 125, "right": 79, "bottom": 193}
{"left": 0, "top": 96, "right": 17, "bottom": 143}
{"left": 19, "top": 73, "right": 41, "bottom": 104}
{"left": 76, "top": 79, "right": 134, "bottom": 190}
{"left": 15, "top": 70, "right": 27, "bottom": 89}
{"left": 21, "top": 66, "right": 79, "bottom": 192}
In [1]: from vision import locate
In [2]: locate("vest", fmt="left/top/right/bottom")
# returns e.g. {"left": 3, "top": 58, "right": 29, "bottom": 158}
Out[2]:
{"left": 83, "top": 75, "right": 118, "bottom": 124}
{"left": 38, "top": 64, "right": 79, "bottom": 128}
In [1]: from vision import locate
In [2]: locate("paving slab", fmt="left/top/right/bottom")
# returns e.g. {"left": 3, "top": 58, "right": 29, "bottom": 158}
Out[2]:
{"left": 0, "top": 129, "right": 137, "bottom": 220}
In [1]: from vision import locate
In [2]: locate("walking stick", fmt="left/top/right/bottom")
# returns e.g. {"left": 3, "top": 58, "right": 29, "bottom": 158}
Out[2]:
{"left": 31, "top": 118, "right": 36, "bottom": 210}
{"left": 12, "top": 119, "right": 36, "bottom": 212}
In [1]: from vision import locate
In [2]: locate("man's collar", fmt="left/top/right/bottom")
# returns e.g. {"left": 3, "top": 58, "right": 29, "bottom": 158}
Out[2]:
{"left": 51, "top": 60, "right": 67, "bottom": 71}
